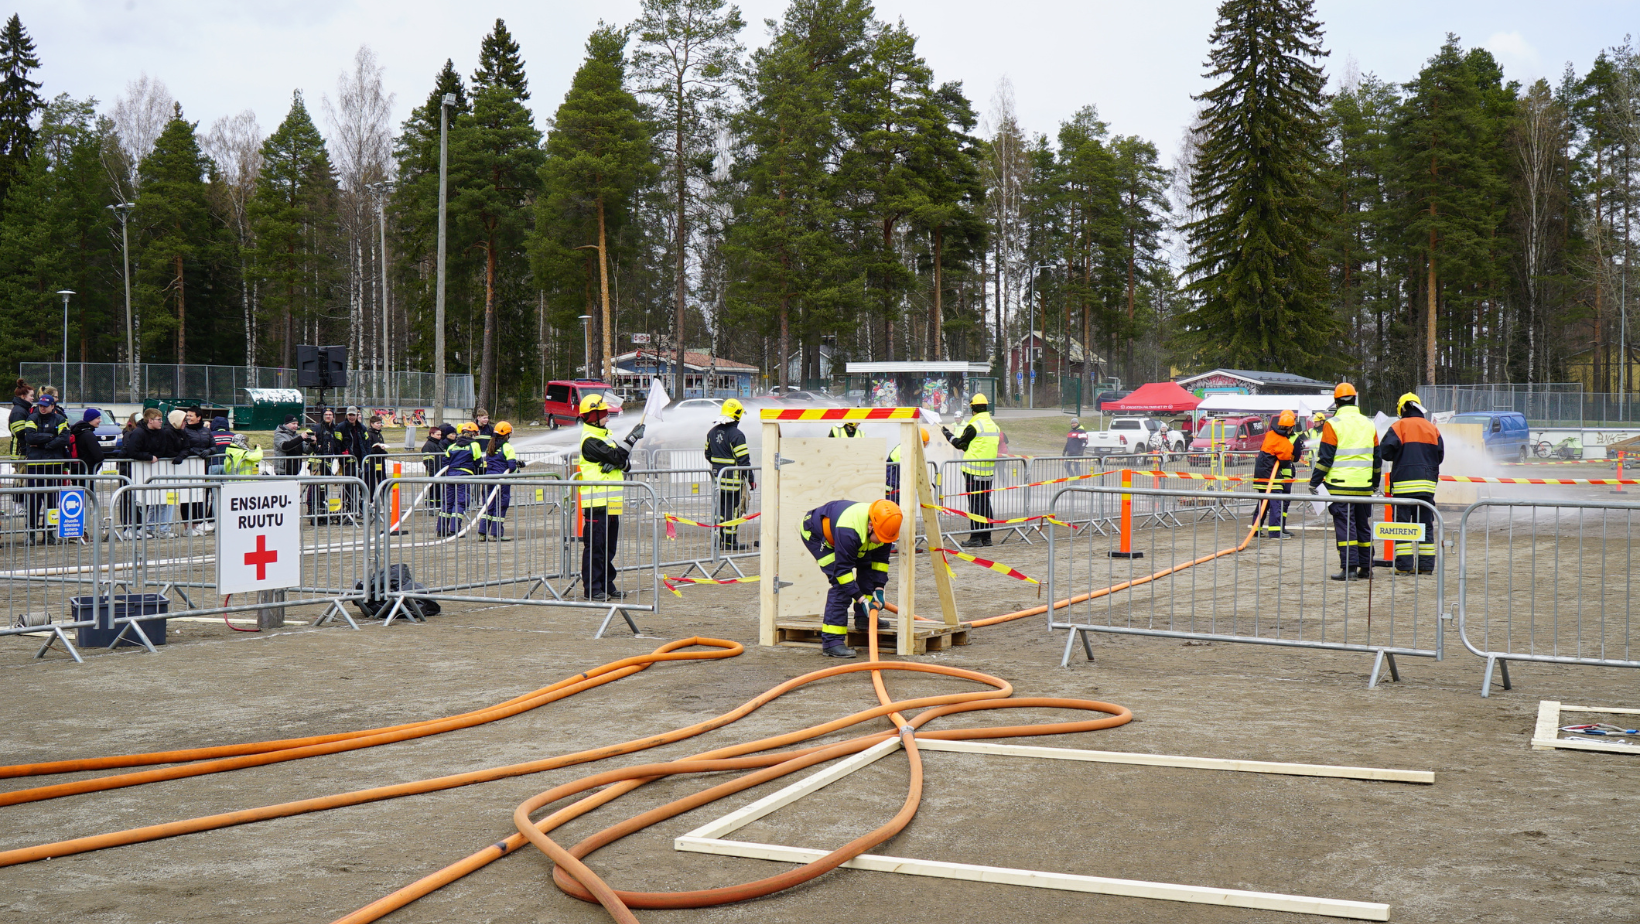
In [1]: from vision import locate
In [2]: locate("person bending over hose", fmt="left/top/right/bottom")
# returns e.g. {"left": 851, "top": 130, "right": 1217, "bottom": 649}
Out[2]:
{"left": 799, "top": 499, "right": 901, "bottom": 658}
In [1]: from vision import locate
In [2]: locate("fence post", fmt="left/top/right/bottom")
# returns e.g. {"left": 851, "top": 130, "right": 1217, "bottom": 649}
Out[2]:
{"left": 391, "top": 462, "right": 402, "bottom": 531}
{"left": 1616, "top": 451, "right": 1625, "bottom": 495}
{"left": 1109, "top": 469, "right": 1143, "bottom": 559}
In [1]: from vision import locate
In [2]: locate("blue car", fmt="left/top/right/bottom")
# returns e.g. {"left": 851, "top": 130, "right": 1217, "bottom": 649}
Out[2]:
{"left": 1449, "top": 412, "right": 1530, "bottom": 461}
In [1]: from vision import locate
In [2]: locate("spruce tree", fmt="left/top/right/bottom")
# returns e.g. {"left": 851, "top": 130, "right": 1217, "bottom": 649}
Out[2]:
{"left": 135, "top": 106, "right": 213, "bottom": 362}
{"left": 249, "top": 92, "right": 339, "bottom": 367}
{"left": 536, "top": 25, "right": 651, "bottom": 382}
{"left": 456, "top": 19, "right": 543, "bottom": 411}
{"left": 909, "top": 80, "right": 985, "bottom": 360}
{"left": 1181, "top": 0, "right": 1335, "bottom": 376}
{"left": 0, "top": 15, "right": 42, "bottom": 211}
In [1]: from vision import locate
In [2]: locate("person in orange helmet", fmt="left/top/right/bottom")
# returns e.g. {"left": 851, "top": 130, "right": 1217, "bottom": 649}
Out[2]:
{"left": 799, "top": 498, "right": 902, "bottom": 658}
{"left": 1253, "top": 410, "right": 1301, "bottom": 538}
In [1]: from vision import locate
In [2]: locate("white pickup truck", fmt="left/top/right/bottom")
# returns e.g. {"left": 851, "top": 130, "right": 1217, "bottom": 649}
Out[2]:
{"left": 1085, "top": 417, "right": 1185, "bottom": 455}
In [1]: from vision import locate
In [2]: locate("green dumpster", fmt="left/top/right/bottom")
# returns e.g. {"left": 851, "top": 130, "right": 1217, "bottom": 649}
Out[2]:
{"left": 231, "top": 388, "right": 304, "bottom": 431}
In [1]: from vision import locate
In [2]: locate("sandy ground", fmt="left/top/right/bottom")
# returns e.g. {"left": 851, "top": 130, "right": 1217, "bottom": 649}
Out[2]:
{"left": 3, "top": 506, "right": 1639, "bottom": 924}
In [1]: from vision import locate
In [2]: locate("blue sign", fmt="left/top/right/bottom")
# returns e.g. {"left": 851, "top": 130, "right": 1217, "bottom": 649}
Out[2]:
{"left": 57, "top": 488, "right": 85, "bottom": 539}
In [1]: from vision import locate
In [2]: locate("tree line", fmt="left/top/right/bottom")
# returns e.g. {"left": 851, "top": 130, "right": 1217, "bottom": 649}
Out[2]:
{"left": 0, "top": 1, "right": 1633, "bottom": 415}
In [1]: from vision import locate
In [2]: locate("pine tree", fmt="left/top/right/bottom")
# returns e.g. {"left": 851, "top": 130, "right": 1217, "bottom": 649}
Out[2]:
{"left": 632, "top": 0, "right": 744, "bottom": 398}
{"left": 909, "top": 80, "right": 985, "bottom": 360}
{"left": 1181, "top": 0, "right": 1335, "bottom": 376}
{"left": 454, "top": 19, "right": 543, "bottom": 411}
{"left": 537, "top": 24, "right": 652, "bottom": 382}
{"left": 1110, "top": 134, "right": 1170, "bottom": 380}
{"left": 134, "top": 106, "right": 214, "bottom": 363}
{"left": 250, "top": 92, "right": 340, "bottom": 368}
{"left": 0, "top": 15, "right": 43, "bottom": 211}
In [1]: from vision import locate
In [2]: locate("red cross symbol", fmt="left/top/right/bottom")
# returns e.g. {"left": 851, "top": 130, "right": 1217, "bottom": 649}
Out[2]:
{"left": 244, "top": 534, "right": 278, "bottom": 581}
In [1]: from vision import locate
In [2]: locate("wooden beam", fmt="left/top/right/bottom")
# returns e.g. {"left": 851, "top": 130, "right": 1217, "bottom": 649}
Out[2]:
{"left": 912, "top": 420, "right": 960, "bottom": 627}
{"left": 1532, "top": 701, "right": 1562, "bottom": 750}
{"left": 674, "top": 838, "right": 1390, "bottom": 921}
{"left": 1529, "top": 737, "right": 1640, "bottom": 755}
{"left": 758, "top": 420, "right": 780, "bottom": 647}
{"left": 1559, "top": 704, "right": 1640, "bottom": 715}
{"left": 915, "top": 739, "right": 1434, "bottom": 784}
{"left": 678, "top": 737, "right": 903, "bottom": 842}
{"left": 897, "top": 421, "right": 917, "bottom": 655}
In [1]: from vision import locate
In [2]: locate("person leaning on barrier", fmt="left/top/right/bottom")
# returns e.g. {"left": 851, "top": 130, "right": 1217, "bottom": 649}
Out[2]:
{"left": 1379, "top": 392, "right": 1442, "bottom": 576}
{"left": 1308, "top": 382, "right": 1381, "bottom": 581}
{"left": 362, "top": 414, "right": 390, "bottom": 500}
{"left": 272, "top": 416, "right": 309, "bottom": 477}
{"left": 20, "top": 393, "right": 69, "bottom": 544}
{"left": 8, "top": 378, "right": 32, "bottom": 456}
{"left": 206, "top": 416, "right": 234, "bottom": 474}
{"left": 886, "top": 426, "right": 929, "bottom": 508}
{"left": 799, "top": 499, "right": 901, "bottom": 659}
{"left": 705, "top": 398, "right": 755, "bottom": 551}
{"left": 477, "top": 421, "right": 519, "bottom": 541}
{"left": 421, "top": 422, "right": 453, "bottom": 507}
{"left": 123, "top": 408, "right": 179, "bottom": 538}
{"left": 438, "top": 422, "right": 486, "bottom": 537}
{"left": 578, "top": 393, "right": 644, "bottom": 601}
{"left": 68, "top": 408, "right": 106, "bottom": 476}
{"left": 1253, "top": 410, "right": 1300, "bottom": 539}
{"left": 942, "top": 393, "right": 1002, "bottom": 548}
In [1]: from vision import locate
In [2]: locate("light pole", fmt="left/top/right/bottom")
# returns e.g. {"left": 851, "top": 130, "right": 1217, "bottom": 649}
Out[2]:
{"left": 55, "top": 290, "right": 74, "bottom": 394}
{"left": 368, "top": 180, "right": 393, "bottom": 405}
{"left": 578, "top": 315, "right": 592, "bottom": 380}
{"left": 107, "top": 203, "right": 135, "bottom": 402}
{"left": 433, "top": 93, "right": 453, "bottom": 427}
{"left": 1024, "top": 263, "right": 1055, "bottom": 409}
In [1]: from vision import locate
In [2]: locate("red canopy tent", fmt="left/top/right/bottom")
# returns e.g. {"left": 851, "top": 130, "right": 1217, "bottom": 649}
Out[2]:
{"left": 1103, "top": 381, "right": 1201, "bottom": 414}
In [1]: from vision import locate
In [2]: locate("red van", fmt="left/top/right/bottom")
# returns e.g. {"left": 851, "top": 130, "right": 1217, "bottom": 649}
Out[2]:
{"left": 1187, "top": 415, "right": 1268, "bottom": 464}
{"left": 543, "top": 380, "right": 623, "bottom": 430}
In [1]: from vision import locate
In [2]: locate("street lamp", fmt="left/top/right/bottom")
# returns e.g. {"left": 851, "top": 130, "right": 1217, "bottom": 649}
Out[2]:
{"left": 368, "top": 180, "right": 393, "bottom": 405}
{"left": 107, "top": 203, "right": 135, "bottom": 402}
{"left": 55, "top": 290, "right": 74, "bottom": 394}
{"left": 433, "top": 93, "right": 454, "bottom": 427}
{"left": 1024, "top": 263, "right": 1056, "bottom": 410}
{"left": 582, "top": 318, "right": 597, "bottom": 381}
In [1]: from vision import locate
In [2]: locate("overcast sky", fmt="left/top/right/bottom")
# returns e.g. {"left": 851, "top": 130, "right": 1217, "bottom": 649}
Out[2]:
{"left": 17, "top": 1, "right": 1635, "bottom": 167}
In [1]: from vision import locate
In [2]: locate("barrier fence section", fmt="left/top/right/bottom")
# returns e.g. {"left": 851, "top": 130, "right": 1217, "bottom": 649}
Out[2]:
{"left": 106, "top": 476, "right": 370, "bottom": 630}
{"left": 710, "top": 466, "right": 761, "bottom": 574}
{"left": 1047, "top": 485, "right": 1445, "bottom": 687}
{"left": 0, "top": 484, "right": 107, "bottom": 661}
{"left": 370, "top": 476, "right": 660, "bottom": 639}
{"left": 1456, "top": 498, "right": 1640, "bottom": 696}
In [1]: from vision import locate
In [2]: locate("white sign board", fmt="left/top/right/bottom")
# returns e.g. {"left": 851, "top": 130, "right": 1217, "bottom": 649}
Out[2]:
{"left": 217, "top": 481, "right": 302, "bottom": 595}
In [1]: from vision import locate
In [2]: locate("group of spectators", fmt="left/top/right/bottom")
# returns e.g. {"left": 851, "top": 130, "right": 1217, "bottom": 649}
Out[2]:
{"left": 270, "top": 406, "right": 392, "bottom": 515}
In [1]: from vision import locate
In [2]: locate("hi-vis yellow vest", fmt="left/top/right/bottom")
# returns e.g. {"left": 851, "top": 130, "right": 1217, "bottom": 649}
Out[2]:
{"left": 1323, "top": 406, "right": 1377, "bottom": 492}
{"left": 577, "top": 423, "right": 624, "bottom": 513}
{"left": 961, "top": 412, "right": 1001, "bottom": 477}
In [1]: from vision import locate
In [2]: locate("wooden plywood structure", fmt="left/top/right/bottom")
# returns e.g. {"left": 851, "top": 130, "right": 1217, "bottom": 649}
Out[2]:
{"left": 759, "top": 408, "right": 961, "bottom": 655}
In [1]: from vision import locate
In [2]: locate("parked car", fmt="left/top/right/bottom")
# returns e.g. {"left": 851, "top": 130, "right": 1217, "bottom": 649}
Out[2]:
{"left": 774, "top": 390, "right": 841, "bottom": 405}
{"left": 672, "top": 397, "right": 722, "bottom": 411}
{"left": 542, "top": 380, "right": 624, "bottom": 430}
{"left": 1085, "top": 417, "right": 1183, "bottom": 455}
{"left": 1448, "top": 412, "right": 1531, "bottom": 461}
{"left": 1188, "top": 415, "right": 1269, "bottom": 463}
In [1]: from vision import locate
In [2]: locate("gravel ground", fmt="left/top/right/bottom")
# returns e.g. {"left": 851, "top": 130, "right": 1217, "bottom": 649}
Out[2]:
{"left": 3, "top": 511, "right": 1638, "bottom": 924}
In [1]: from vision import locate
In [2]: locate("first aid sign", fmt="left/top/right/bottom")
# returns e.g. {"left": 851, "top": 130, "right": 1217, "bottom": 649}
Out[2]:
{"left": 218, "top": 482, "right": 301, "bottom": 595}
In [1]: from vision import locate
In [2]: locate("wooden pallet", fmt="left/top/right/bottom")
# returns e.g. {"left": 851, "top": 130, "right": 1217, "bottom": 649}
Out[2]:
{"left": 774, "top": 620, "right": 971, "bottom": 655}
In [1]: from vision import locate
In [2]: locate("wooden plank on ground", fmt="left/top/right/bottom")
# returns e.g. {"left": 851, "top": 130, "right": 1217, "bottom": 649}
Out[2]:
{"left": 915, "top": 739, "right": 1434, "bottom": 784}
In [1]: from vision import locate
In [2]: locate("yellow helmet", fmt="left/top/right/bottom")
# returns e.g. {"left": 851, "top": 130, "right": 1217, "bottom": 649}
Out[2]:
{"left": 493, "top": 421, "right": 513, "bottom": 436}
{"left": 578, "top": 393, "right": 609, "bottom": 416}
{"left": 721, "top": 398, "right": 744, "bottom": 421}
{"left": 1396, "top": 393, "right": 1423, "bottom": 415}
{"left": 970, "top": 393, "right": 989, "bottom": 408}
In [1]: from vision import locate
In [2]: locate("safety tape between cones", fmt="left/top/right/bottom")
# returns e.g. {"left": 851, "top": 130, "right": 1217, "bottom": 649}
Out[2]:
{"left": 920, "top": 502, "right": 1074, "bottom": 529}
{"left": 664, "top": 512, "right": 761, "bottom": 539}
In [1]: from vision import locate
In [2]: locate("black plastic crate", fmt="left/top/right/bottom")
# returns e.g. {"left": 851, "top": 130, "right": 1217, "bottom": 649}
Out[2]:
{"left": 70, "top": 594, "right": 170, "bottom": 648}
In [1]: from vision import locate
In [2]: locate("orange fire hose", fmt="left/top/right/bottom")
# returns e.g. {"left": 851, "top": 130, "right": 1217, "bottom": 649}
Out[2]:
{"left": 0, "top": 492, "right": 1273, "bottom": 921}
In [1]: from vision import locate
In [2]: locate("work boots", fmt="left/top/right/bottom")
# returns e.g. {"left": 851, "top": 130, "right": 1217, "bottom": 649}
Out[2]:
{"left": 820, "top": 639, "right": 857, "bottom": 658}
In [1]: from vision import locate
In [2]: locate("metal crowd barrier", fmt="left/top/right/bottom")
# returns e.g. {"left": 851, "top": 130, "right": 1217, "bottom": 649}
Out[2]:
{"left": 0, "top": 484, "right": 109, "bottom": 662}
{"left": 370, "top": 476, "right": 660, "bottom": 638}
{"left": 104, "top": 476, "right": 370, "bottom": 629}
{"left": 1456, "top": 498, "right": 1640, "bottom": 696}
{"left": 711, "top": 466, "right": 761, "bottom": 574}
{"left": 1047, "top": 485, "right": 1445, "bottom": 687}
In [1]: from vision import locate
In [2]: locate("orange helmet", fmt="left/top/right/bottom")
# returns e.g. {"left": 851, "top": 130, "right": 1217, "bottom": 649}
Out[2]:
{"left": 1277, "top": 409, "right": 1297, "bottom": 428}
{"left": 919, "top": 426, "right": 930, "bottom": 445}
{"left": 868, "top": 499, "right": 903, "bottom": 543}
{"left": 1333, "top": 382, "right": 1357, "bottom": 400}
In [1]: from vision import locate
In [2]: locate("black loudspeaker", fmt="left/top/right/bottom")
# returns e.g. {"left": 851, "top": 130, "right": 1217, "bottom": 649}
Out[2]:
{"left": 297, "top": 345, "right": 348, "bottom": 388}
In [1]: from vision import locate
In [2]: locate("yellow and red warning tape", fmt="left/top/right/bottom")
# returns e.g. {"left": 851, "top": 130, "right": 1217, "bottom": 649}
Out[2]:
{"left": 662, "top": 574, "right": 761, "bottom": 596}
{"left": 930, "top": 547, "right": 1039, "bottom": 584}
{"left": 920, "top": 502, "right": 1074, "bottom": 529}
{"left": 759, "top": 407, "right": 920, "bottom": 421}
{"left": 664, "top": 512, "right": 761, "bottom": 539}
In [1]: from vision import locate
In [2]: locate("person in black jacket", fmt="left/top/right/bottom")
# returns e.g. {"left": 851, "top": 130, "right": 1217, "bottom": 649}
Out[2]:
{"left": 313, "top": 408, "right": 341, "bottom": 469}
{"left": 20, "top": 393, "right": 69, "bottom": 542}
{"left": 336, "top": 406, "right": 369, "bottom": 512}
{"left": 1379, "top": 393, "right": 1444, "bottom": 575}
{"left": 8, "top": 378, "right": 32, "bottom": 456}
{"left": 362, "top": 414, "right": 390, "bottom": 502}
{"left": 122, "top": 408, "right": 179, "bottom": 537}
{"left": 68, "top": 408, "right": 106, "bottom": 476}
{"left": 421, "top": 423, "right": 451, "bottom": 507}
